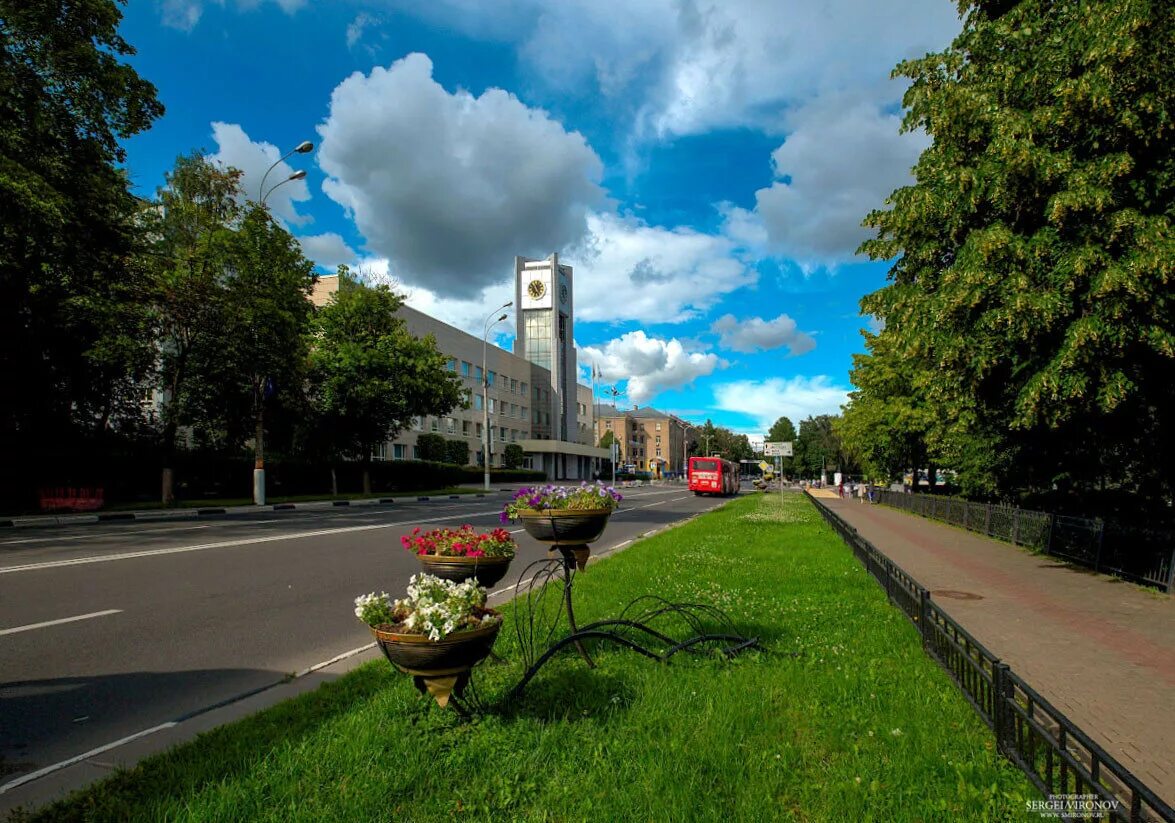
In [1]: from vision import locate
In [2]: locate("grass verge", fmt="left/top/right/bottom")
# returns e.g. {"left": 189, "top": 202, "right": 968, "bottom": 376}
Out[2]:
{"left": 13, "top": 493, "right": 1036, "bottom": 822}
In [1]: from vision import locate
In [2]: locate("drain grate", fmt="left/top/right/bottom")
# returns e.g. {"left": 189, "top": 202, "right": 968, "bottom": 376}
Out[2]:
{"left": 931, "top": 589, "right": 984, "bottom": 601}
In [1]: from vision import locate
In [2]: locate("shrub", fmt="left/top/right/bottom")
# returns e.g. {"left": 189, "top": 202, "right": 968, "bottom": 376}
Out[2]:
{"left": 415, "top": 433, "right": 448, "bottom": 463}
{"left": 503, "top": 443, "right": 524, "bottom": 469}
{"left": 445, "top": 439, "right": 470, "bottom": 466}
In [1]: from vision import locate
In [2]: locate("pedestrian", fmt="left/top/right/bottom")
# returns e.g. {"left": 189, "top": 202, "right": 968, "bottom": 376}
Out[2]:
{"left": 857, "top": 482, "right": 866, "bottom": 504}
{"left": 837, "top": 481, "right": 844, "bottom": 499}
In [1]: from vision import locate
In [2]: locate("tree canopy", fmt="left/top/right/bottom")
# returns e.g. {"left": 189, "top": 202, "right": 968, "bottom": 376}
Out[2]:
{"left": 845, "top": 0, "right": 1174, "bottom": 509}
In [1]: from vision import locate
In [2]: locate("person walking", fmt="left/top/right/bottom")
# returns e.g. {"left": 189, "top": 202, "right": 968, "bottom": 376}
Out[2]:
{"left": 857, "top": 481, "right": 866, "bottom": 504}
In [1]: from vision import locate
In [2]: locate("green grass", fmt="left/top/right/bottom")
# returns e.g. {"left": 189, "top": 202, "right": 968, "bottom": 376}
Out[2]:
{"left": 14, "top": 493, "right": 1036, "bottom": 822}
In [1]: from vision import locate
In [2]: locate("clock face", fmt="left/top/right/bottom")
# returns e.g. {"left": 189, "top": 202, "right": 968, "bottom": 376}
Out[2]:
{"left": 559, "top": 283, "right": 568, "bottom": 304}
{"left": 527, "top": 279, "right": 546, "bottom": 300}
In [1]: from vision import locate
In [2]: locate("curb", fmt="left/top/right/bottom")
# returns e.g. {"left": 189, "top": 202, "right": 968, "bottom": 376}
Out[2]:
{"left": 0, "top": 490, "right": 510, "bottom": 531}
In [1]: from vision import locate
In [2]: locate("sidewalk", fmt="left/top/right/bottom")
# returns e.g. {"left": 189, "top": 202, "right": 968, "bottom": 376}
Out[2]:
{"left": 819, "top": 495, "right": 1175, "bottom": 804}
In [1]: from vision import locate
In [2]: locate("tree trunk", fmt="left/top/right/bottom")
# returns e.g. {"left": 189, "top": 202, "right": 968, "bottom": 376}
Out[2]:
{"left": 330, "top": 466, "right": 338, "bottom": 497}
{"left": 362, "top": 463, "right": 372, "bottom": 496}
{"left": 928, "top": 462, "right": 938, "bottom": 494}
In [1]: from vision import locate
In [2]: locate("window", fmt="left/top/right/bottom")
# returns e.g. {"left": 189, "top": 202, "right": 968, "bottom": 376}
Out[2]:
{"left": 463, "top": 420, "right": 472, "bottom": 436}
{"left": 510, "top": 378, "right": 518, "bottom": 393}
{"left": 412, "top": 417, "right": 423, "bottom": 431}
{"left": 521, "top": 406, "right": 528, "bottom": 420}
{"left": 500, "top": 426, "right": 507, "bottom": 441}
{"left": 446, "top": 417, "right": 456, "bottom": 434}
{"left": 474, "top": 395, "right": 483, "bottom": 410}
{"left": 393, "top": 444, "right": 406, "bottom": 460}
{"left": 487, "top": 370, "right": 496, "bottom": 387}
{"left": 476, "top": 422, "right": 483, "bottom": 437}
{"left": 412, "top": 445, "right": 420, "bottom": 460}
{"left": 489, "top": 398, "right": 496, "bottom": 414}
{"left": 523, "top": 311, "right": 552, "bottom": 369}
{"left": 446, "top": 357, "right": 457, "bottom": 372}
{"left": 521, "top": 382, "right": 527, "bottom": 396}
{"left": 475, "top": 365, "right": 483, "bottom": 381}
{"left": 430, "top": 418, "right": 439, "bottom": 432}
{"left": 656, "top": 448, "right": 662, "bottom": 457}
{"left": 605, "top": 420, "right": 612, "bottom": 428}
{"left": 656, "top": 435, "right": 661, "bottom": 444}
{"left": 461, "top": 361, "right": 471, "bottom": 377}
{"left": 656, "top": 422, "right": 661, "bottom": 431}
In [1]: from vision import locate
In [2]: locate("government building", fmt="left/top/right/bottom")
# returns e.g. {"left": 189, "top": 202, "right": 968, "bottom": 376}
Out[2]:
{"left": 311, "top": 253, "right": 609, "bottom": 480}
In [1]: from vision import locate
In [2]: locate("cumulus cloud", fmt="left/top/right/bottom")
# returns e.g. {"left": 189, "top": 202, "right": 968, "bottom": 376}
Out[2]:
{"left": 567, "top": 212, "right": 756, "bottom": 324}
{"left": 712, "top": 375, "right": 850, "bottom": 431}
{"left": 580, "top": 331, "right": 724, "bottom": 405}
{"left": 723, "top": 93, "right": 931, "bottom": 266}
{"left": 316, "top": 53, "right": 606, "bottom": 298}
{"left": 711, "top": 313, "right": 815, "bottom": 355}
{"left": 298, "top": 233, "right": 358, "bottom": 272}
{"left": 207, "top": 122, "right": 312, "bottom": 227}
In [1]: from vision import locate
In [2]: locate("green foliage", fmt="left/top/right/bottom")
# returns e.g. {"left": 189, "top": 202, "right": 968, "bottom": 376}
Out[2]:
{"left": 855, "top": 0, "right": 1175, "bottom": 505}
{"left": 0, "top": 0, "right": 163, "bottom": 480}
{"left": 689, "top": 419, "right": 754, "bottom": 462}
{"left": 503, "top": 443, "right": 525, "bottom": 469}
{"left": 794, "top": 415, "right": 858, "bottom": 480}
{"left": 598, "top": 430, "right": 616, "bottom": 450}
{"left": 445, "top": 439, "right": 470, "bottom": 467}
{"left": 307, "top": 269, "right": 462, "bottom": 463}
{"left": 766, "top": 416, "right": 797, "bottom": 475}
{"left": 415, "top": 433, "right": 449, "bottom": 463}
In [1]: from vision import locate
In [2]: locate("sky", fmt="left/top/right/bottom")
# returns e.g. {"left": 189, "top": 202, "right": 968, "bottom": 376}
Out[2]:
{"left": 117, "top": 0, "right": 964, "bottom": 444}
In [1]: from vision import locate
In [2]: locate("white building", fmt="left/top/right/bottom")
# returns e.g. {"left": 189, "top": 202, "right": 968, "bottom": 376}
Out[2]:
{"left": 312, "top": 253, "right": 609, "bottom": 480}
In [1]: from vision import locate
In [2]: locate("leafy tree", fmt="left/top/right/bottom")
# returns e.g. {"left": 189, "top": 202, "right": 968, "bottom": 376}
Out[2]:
{"left": 415, "top": 433, "right": 448, "bottom": 463}
{"left": 143, "top": 153, "right": 242, "bottom": 502}
{"left": 308, "top": 270, "right": 463, "bottom": 491}
{"left": 794, "top": 415, "right": 857, "bottom": 481}
{"left": 503, "top": 443, "right": 524, "bottom": 470}
{"left": 766, "top": 416, "right": 797, "bottom": 475}
{"left": 598, "top": 430, "right": 616, "bottom": 450}
{"left": 860, "top": 0, "right": 1175, "bottom": 506}
{"left": 1, "top": 0, "right": 162, "bottom": 491}
{"left": 445, "top": 439, "right": 470, "bottom": 467}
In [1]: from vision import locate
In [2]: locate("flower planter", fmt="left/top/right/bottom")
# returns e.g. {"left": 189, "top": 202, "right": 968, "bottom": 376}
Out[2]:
{"left": 371, "top": 613, "right": 502, "bottom": 676}
{"left": 417, "top": 554, "right": 513, "bottom": 587}
{"left": 515, "top": 508, "right": 613, "bottom": 544}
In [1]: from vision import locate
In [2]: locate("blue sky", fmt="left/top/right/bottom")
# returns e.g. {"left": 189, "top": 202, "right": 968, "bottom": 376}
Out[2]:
{"left": 118, "top": 0, "right": 963, "bottom": 444}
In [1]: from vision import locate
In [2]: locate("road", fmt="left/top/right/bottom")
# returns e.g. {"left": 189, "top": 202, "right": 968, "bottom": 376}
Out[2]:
{"left": 0, "top": 486, "right": 730, "bottom": 789}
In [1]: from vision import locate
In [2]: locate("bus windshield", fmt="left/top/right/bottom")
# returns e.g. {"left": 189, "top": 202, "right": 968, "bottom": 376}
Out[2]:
{"left": 692, "top": 459, "right": 719, "bottom": 472}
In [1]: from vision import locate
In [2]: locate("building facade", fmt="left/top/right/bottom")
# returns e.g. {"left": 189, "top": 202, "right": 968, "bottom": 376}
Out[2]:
{"left": 311, "top": 254, "right": 608, "bottom": 480}
{"left": 594, "top": 405, "right": 689, "bottom": 478}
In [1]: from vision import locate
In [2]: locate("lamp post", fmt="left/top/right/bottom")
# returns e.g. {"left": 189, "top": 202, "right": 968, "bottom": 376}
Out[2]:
{"left": 482, "top": 302, "right": 512, "bottom": 491}
{"left": 251, "top": 139, "right": 313, "bottom": 506}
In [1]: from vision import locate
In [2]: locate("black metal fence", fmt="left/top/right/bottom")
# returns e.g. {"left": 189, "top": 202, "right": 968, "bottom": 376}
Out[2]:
{"left": 876, "top": 490, "right": 1175, "bottom": 593}
{"left": 808, "top": 493, "right": 1174, "bottom": 823}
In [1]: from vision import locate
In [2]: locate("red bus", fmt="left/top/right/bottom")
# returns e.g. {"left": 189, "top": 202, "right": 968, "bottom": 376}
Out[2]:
{"left": 688, "top": 456, "right": 739, "bottom": 496}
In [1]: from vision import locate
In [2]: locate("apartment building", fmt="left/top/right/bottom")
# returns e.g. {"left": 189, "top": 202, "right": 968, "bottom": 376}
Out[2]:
{"left": 311, "top": 254, "right": 608, "bottom": 480}
{"left": 594, "top": 405, "right": 689, "bottom": 477}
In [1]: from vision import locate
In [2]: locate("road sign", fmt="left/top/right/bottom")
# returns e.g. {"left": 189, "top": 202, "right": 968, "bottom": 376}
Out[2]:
{"left": 758, "top": 461, "right": 771, "bottom": 472}
{"left": 764, "top": 441, "right": 793, "bottom": 457}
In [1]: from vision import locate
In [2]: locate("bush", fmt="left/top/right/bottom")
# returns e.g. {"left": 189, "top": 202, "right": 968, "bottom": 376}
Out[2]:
{"left": 460, "top": 467, "right": 546, "bottom": 484}
{"left": 503, "top": 443, "right": 524, "bottom": 469}
{"left": 445, "top": 439, "right": 470, "bottom": 466}
{"left": 415, "top": 433, "right": 448, "bottom": 463}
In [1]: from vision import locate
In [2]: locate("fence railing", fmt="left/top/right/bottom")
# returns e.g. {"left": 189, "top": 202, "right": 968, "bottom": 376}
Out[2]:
{"left": 808, "top": 492, "right": 1174, "bottom": 823}
{"left": 876, "top": 490, "right": 1175, "bottom": 593}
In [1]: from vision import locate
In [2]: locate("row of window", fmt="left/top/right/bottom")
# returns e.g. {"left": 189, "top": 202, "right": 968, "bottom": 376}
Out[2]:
{"left": 373, "top": 442, "right": 514, "bottom": 465}
{"left": 445, "top": 357, "right": 530, "bottom": 396}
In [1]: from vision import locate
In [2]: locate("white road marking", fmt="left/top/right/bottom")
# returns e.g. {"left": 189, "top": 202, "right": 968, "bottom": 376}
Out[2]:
{"left": 0, "top": 524, "right": 212, "bottom": 546}
{"left": 0, "top": 609, "right": 122, "bottom": 637}
{"left": 0, "top": 509, "right": 503, "bottom": 575}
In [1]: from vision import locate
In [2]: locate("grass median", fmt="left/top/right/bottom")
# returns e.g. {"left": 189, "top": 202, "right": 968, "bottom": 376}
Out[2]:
{"left": 14, "top": 492, "right": 1035, "bottom": 822}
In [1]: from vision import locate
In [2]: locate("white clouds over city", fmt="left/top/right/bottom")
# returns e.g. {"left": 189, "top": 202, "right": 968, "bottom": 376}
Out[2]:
{"left": 580, "top": 331, "right": 724, "bottom": 405}
{"left": 712, "top": 375, "right": 850, "bottom": 431}
{"left": 711, "top": 313, "right": 816, "bottom": 355}
{"left": 207, "top": 122, "right": 313, "bottom": 227}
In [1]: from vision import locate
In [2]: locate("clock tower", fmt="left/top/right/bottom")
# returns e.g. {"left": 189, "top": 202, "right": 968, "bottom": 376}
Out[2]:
{"left": 514, "top": 253, "right": 576, "bottom": 442}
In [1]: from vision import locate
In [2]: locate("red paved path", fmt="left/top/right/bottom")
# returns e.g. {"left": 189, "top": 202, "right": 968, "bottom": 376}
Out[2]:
{"left": 817, "top": 495, "right": 1175, "bottom": 804}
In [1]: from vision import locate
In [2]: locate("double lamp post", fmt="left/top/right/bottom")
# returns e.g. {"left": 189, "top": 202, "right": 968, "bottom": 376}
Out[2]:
{"left": 482, "top": 302, "right": 512, "bottom": 491}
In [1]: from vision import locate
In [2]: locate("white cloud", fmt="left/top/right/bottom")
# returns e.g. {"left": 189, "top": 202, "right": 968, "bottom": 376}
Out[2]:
{"left": 567, "top": 212, "right": 756, "bottom": 324}
{"left": 580, "top": 331, "right": 724, "bottom": 405}
{"left": 712, "top": 375, "right": 849, "bottom": 431}
{"left": 298, "top": 233, "right": 358, "bottom": 272}
{"left": 316, "top": 53, "right": 606, "bottom": 298}
{"left": 711, "top": 313, "right": 815, "bottom": 355}
{"left": 723, "top": 92, "right": 931, "bottom": 266}
{"left": 160, "top": 0, "right": 305, "bottom": 30}
{"left": 346, "top": 12, "right": 376, "bottom": 49}
{"left": 207, "top": 122, "right": 313, "bottom": 227}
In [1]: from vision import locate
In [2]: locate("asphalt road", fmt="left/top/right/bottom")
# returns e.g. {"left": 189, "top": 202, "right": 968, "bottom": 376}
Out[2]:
{"left": 0, "top": 486, "right": 733, "bottom": 786}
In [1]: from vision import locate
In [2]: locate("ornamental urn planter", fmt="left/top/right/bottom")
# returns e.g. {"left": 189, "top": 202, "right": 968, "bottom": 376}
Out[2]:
{"left": 371, "top": 612, "right": 502, "bottom": 708}
{"left": 515, "top": 508, "right": 613, "bottom": 545}
{"left": 417, "top": 553, "right": 513, "bottom": 587}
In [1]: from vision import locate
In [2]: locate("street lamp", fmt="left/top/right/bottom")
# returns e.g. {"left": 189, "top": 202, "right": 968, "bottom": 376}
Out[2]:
{"left": 258, "top": 140, "right": 313, "bottom": 203}
{"left": 251, "top": 139, "right": 313, "bottom": 506}
{"left": 482, "top": 302, "right": 512, "bottom": 491}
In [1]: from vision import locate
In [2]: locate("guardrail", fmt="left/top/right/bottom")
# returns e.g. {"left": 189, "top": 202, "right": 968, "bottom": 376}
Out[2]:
{"left": 876, "top": 490, "right": 1174, "bottom": 593}
{"left": 808, "top": 492, "right": 1174, "bottom": 823}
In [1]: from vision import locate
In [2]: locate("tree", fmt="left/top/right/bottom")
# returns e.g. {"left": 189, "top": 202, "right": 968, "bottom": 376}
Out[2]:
{"left": 598, "top": 430, "right": 616, "bottom": 450}
{"left": 1, "top": 0, "right": 163, "bottom": 498}
{"left": 143, "top": 153, "right": 242, "bottom": 503}
{"left": 860, "top": 0, "right": 1175, "bottom": 507}
{"left": 503, "top": 443, "right": 524, "bottom": 470}
{"left": 308, "top": 270, "right": 463, "bottom": 491}
{"left": 415, "top": 434, "right": 448, "bottom": 463}
{"left": 766, "top": 416, "right": 797, "bottom": 475}
{"left": 794, "top": 415, "right": 857, "bottom": 481}
{"left": 445, "top": 439, "right": 470, "bottom": 467}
